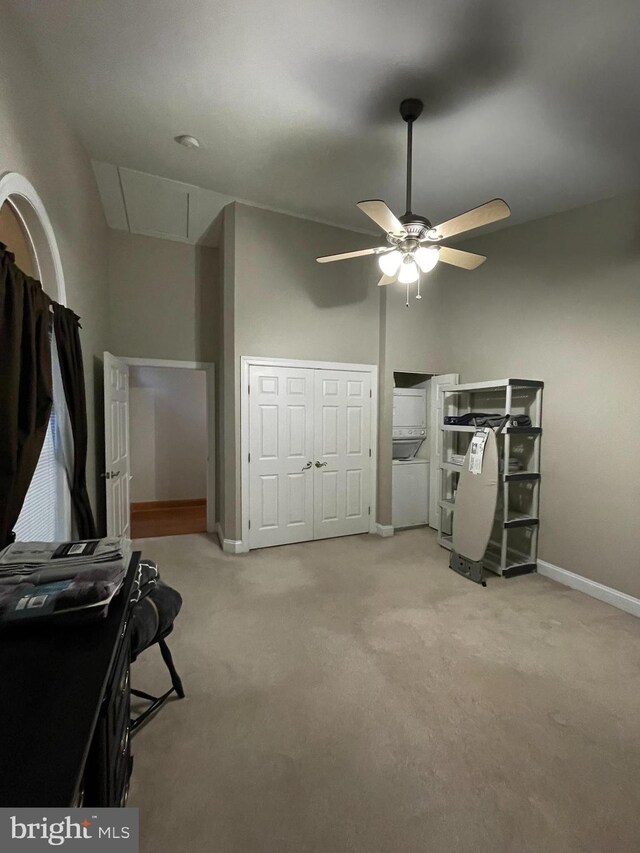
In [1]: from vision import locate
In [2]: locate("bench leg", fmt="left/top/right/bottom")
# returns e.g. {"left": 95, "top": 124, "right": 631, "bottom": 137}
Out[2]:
{"left": 159, "top": 638, "right": 185, "bottom": 699}
{"left": 130, "top": 638, "right": 186, "bottom": 735}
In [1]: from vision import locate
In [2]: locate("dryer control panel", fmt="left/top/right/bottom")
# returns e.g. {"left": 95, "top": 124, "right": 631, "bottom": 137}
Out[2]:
{"left": 392, "top": 427, "right": 426, "bottom": 438}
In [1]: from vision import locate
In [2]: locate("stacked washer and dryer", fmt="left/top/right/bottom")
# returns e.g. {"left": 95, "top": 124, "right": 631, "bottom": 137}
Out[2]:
{"left": 392, "top": 388, "right": 430, "bottom": 529}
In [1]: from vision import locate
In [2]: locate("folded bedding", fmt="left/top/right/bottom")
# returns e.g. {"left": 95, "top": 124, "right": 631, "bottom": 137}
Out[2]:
{"left": 0, "top": 538, "right": 130, "bottom": 625}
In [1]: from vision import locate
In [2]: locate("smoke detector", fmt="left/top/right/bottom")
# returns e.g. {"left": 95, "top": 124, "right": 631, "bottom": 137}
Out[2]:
{"left": 174, "top": 134, "right": 201, "bottom": 149}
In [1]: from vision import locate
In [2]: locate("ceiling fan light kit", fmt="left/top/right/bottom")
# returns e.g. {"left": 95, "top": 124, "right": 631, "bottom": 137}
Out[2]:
{"left": 378, "top": 249, "right": 402, "bottom": 277}
{"left": 398, "top": 257, "right": 419, "bottom": 284}
{"left": 414, "top": 245, "right": 439, "bottom": 273}
{"left": 316, "top": 98, "right": 512, "bottom": 306}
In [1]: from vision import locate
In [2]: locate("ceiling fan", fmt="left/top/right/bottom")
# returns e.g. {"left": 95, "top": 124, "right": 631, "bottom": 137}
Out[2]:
{"left": 316, "top": 98, "right": 511, "bottom": 302}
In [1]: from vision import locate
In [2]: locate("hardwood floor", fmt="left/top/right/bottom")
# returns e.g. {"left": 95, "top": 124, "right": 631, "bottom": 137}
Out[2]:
{"left": 130, "top": 499, "right": 206, "bottom": 538}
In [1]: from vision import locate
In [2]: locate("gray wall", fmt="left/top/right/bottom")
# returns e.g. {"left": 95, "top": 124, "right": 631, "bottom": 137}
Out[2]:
{"left": 233, "top": 203, "right": 379, "bottom": 365}
{"left": 438, "top": 192, "right": 640, "bottom": 597}
{"left": 129, "top": 386, "right": 156, "bottom": 501}
{"left": 107, "top": 231, "right": 219, "bottom": 363}
{"left": 222, "top": 202, "right": 380, "bottom": 540}
{"left": 129, "top": 367, "right": 207, "bottom": 502}
{"left": 0, "top": 11, "right": 109, "bottom": 525}
{"left": 0, "top": 203, "right": 35, "bottom": 275}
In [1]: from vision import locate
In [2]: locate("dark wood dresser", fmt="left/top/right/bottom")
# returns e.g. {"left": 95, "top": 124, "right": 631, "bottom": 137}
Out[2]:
{"left": 0, "top": 552, "right": 140, "bottom": 807}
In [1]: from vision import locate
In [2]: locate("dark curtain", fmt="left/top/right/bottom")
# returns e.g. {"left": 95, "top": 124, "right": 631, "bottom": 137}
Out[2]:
{"left": 0, "top": 243, "right": 53, "bottom": 548}
{"left": 52, "top": 304, "right": 97, "bottom": 539}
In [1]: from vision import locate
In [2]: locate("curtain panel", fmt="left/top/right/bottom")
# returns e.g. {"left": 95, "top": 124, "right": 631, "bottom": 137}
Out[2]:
{"left": 52, "top": 304, "right": 97, "bottom": 539}
{"left": 0, "top": 243, "right": 53, "bottom": 548}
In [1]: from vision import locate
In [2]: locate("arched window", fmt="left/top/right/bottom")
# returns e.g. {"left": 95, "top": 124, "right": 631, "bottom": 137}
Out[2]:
{"left": 0, "top": 173, "right": 71, "bottom": 541}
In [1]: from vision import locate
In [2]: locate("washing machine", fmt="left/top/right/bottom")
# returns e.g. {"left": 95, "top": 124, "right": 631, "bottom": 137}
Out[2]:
{"left": 392, "top": 458, "right": 430, "bottom": 529}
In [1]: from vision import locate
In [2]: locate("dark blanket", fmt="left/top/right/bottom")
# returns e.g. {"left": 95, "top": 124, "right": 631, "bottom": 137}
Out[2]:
{"left": 131, "top": 559, "right": 182, "bottom": 657}
{"left": 444, "top": 412, "right": 532, "bottom": 428}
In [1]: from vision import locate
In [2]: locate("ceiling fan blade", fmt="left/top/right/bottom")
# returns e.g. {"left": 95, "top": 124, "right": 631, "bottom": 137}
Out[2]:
{"left": 429, "top": 199, "right": 510, "bottom": 241}
{"left": 438, "top": 246, "right": 487, "bottom": 270}
{"left": 377, "top": 273, "right": 397, "bottom": 286}
{"left": 316, "top": 246, "right": 388, "bottom": 264}
{"left": 357, "top": 200, "right": 407, "bottom": 237}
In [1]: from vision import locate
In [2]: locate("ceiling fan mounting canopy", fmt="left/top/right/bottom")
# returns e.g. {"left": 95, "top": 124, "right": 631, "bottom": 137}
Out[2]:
{"left": 315, "top": 97, "right": 511, "bottom": 302}
{"left": 399, "top": 98, "right": 424, "bottom": 124}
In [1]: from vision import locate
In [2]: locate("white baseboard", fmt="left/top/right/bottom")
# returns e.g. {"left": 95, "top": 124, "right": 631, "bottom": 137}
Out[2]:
{"left": 375, "top": 523, "right": 394, "bottom": 538}
{"left": 223, "top": 539, "right": 248, "bottom": 555}
{"left": 216, "top": 523, "right": 249, "bottom": 555}
{"left": 537, "top": 560, "right": 640, "bottom": 618}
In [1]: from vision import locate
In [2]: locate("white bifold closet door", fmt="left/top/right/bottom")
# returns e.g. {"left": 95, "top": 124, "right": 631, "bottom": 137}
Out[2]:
{"left": 249, "top": 364, "right": 372, "bottom": 549}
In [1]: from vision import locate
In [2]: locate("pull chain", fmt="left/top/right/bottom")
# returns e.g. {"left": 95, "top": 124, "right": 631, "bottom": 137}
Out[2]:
{"left": 416, "top": 275, "right": 422, "bottom": 300}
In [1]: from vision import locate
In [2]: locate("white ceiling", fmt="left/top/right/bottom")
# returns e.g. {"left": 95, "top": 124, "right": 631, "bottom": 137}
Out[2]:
{"left": 9, "top": 0, "right": 640, "bottom": 234}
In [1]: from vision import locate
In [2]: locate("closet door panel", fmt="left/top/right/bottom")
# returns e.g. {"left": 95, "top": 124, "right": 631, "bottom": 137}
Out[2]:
{"left": 313, "top": 370, "right": 371, "bottom": 539}
{"left": 249, "top": 365, "right": 315, "bottom": 548}
{"left": 345, "top": 469, "right": 363, "bottom": 518}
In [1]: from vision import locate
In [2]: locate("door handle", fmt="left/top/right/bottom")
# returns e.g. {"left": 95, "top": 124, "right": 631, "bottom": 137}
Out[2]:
{"left": 301, "top": 461, "right": 312, "bottom": 471}
{"left": 112, "top": 470, "right": 120, "bottom": 478}
{"left": 315, "top": 461, "right": 327, "bottom": 468}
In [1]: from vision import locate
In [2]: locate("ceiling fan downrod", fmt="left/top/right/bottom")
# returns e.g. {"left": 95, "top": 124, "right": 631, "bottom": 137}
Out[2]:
{"left": 400, "top": 98, "right": 423, "bottom": 217}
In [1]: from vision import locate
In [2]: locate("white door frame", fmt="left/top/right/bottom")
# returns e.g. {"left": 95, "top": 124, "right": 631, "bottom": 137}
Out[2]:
{"left": 118, "top": 356, "right": 216, "bottom": 533}
{"left": 428, "top": 372, "right": 459, "bottom": 529}
{"left": 0, "top": 172, "right": 67, "bottom": 304}
{"left": 103, "top": 352, "right": 131, "bottom": 537}
{"left": 241, "top": 355, "right": 378, "bottom": 552}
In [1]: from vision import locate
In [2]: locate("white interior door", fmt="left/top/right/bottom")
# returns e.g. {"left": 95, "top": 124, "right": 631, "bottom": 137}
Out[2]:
{"left": 103, "top": 352, "right": 131, "bottom": 537}
{"left": 313, "top": 370, "right": 371, "bottom": 539}
{"left": 249, "top": 365, "right": 315, "bottom": 548}
{"left": 429, "top": 372, "right": 459, "bottom": 529}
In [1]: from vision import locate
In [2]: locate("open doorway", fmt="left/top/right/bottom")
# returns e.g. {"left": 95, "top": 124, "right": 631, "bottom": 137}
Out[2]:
{"left": 103, "top": 353, "right": 215, "bottom": 539}
{"left": 390, "top": 370, "right": 459, "bottom": 533}
{"left": 128, "top": 365, "right": 208, "bottom": 538}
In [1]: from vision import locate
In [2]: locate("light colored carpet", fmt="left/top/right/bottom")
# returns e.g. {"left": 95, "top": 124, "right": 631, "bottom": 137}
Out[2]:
{"left": 128, "top": 528, "right": 640, "bottom": 853}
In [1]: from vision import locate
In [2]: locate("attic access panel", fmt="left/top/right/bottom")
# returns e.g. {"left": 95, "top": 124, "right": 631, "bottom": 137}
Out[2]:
{"left": 119, "top": 168, "right": 189, "bottom": 241}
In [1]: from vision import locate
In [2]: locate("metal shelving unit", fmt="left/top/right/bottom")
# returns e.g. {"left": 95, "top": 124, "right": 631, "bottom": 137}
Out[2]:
{"left": 436, "top": 378, "right": 544, "bottom": 577}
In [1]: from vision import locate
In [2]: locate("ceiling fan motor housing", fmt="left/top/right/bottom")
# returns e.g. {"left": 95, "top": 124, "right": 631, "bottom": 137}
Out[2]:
{"left": 396, "top": 213, "right": 433, "bottom": 245}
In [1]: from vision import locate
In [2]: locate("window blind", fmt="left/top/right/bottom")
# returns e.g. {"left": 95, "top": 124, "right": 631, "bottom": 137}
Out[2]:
{"left": 13, "top": 407, "right": 66, "bottom": 542}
